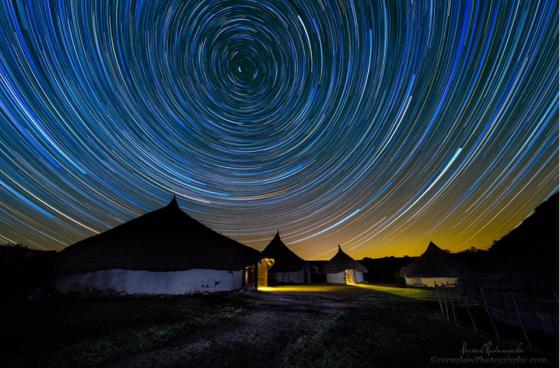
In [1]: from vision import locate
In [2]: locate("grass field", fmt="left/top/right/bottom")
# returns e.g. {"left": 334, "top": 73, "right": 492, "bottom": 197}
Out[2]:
{"left": 2, "top": 294, "right": 248, "bottom": 368}
{"left": 2, "top": 285, "right": 556, "bottom": 368}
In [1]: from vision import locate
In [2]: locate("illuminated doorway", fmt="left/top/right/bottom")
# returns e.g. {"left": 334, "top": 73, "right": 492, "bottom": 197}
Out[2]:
{"left": 243, "top": 264, "right": 257, "bottom": 289}
{"left": 258, "top": 258, "right": 275, "bottom": 288}
{"left": 344, "top": 269, "right": 356, "bottom": 284}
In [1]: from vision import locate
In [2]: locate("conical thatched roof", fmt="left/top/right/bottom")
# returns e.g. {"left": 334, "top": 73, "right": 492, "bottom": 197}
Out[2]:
{"left": 260, "top": 231, "right": 306, "bottom": 272}
{"left": 55, "top": 197, "right": 259, "bottom": 274}
{"left": 323, "top": 246, "right": 367, "bottom": 273}
{"left": 400, "top": 242, "right": 463, "bottom": 277}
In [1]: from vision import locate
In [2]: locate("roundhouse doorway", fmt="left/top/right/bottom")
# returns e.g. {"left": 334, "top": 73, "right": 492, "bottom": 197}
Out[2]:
{"left": 258, "top": 258, "right": 275, "bottom": 288}
{"left": 344, "top": 269, "right": 356, "bottom": 284}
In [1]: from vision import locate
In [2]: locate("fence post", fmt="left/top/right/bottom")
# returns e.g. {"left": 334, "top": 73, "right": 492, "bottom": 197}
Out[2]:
{"left": 450, "top": 290, "right": 458, "bottom": 325}
{"left": 510, "top": 291, "right": 533, "bottom": 351}
{"left": 464, "top": 297, "right": 478, "bottom": 332}
{"left": 442, "top": 286, "right": 450, "bottom": 321}
{"left": 462, "top": 279, "right": 479, "bottom": 332}
{"left": 479, "top": 286, "right": 500, "bottom": 341}
{"left": 436, "top": 285, "right": 445, "bottom": 318}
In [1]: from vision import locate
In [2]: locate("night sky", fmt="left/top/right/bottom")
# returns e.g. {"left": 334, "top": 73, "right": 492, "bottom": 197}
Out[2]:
{"left": 0, "top": 1, "right": 557, "bottom": 259}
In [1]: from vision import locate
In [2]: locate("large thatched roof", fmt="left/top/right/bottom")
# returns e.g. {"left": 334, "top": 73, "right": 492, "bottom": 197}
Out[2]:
{"left": 323, "top": 246, "right": 367, "bottom": 273}
{"left": 400, "top": 242, "right": 463, "bottom": 277}
{"left": 260, "top": 231, "right": 306, "bottom": 272}
{"left": 55, "top": 197, "right": 259, "bottom": 274}
{"left": 489, "top": 192, "right": 558, "bottom": 260}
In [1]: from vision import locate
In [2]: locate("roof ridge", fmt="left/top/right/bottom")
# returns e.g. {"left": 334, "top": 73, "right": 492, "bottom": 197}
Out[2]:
{"left": 167, "top": 194, "right": 179, "bottom": 209}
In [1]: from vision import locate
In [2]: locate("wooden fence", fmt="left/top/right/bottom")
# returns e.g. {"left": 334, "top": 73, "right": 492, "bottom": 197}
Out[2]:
{"left": 435, "top": 281, "right": 558, "bottom": 351}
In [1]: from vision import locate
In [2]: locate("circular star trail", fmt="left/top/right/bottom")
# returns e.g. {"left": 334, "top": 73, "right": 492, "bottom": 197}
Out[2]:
{"left": 0, "top": 0, "right": 557, "bottom": 258}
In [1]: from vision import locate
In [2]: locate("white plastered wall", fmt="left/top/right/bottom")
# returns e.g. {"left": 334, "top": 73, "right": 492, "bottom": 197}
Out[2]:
{"left": 327, "top": 269, "right": 364, "bottom": 284}
{"left": 54, "top": 268, "right": 243, "bottom": 295}
{"left": 404, "top": 276, "right": 458, "bottom": 288}
{"left": 269, "top": 270, "right": 304, "bottom": 284}
{"left": 326, "top": 271, "right": 346, "bottom": 284}
{"left": 355, "top": 271, "right": 364, "bottom": 283}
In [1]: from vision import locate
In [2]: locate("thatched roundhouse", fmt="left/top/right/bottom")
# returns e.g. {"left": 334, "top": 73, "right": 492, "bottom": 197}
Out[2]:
{"left": 457, "top": 193, "right": 559, "bottom": 334}
{"left": 400, "top": 242, "right": 463, "bottom": 287}
{"left": 324, "top": 246, "right": 367, "bottom": 284}
{"left": 53, "top": 197, "right": 259, "bottom": 295}
{"left": 259, "top": 231, "right": 310, "bottom": 286}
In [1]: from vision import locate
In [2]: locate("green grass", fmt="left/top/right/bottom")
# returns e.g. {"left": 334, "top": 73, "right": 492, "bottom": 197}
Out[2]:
{"left": 353, "top": 283, "right": 440, "bottom": 300}
{"left": 3, "top": 286, "right": 555, "bottom": 368}
{"left": 2, "top": 294, "right": 249, "bottom": 368}
{"left": 279, "top": 288, "right": 488, "bottom": 368}
{"left": 279, "top": 287, "right": 557, "bottom": 368}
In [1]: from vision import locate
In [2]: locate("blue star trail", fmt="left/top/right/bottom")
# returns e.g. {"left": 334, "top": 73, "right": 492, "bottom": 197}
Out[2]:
{"left": 0, "top": 0, "right": 557, "bottom": 258}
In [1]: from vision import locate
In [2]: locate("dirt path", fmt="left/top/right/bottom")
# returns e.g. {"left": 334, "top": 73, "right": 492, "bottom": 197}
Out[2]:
{"left": 104, "top": 289, "right": 370, "bottom": 368}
